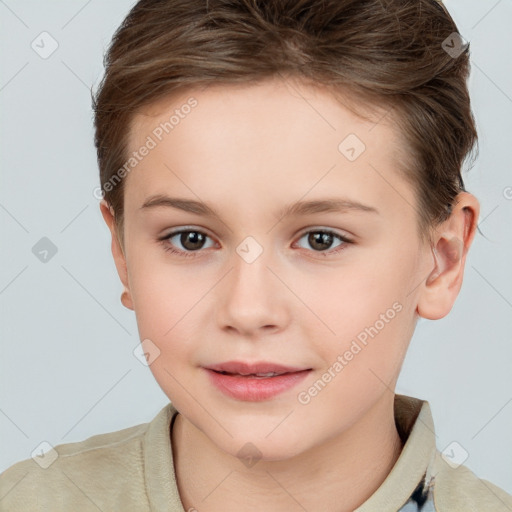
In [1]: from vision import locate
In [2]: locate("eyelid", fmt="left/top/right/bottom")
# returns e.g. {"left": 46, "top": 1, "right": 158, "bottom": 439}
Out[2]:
{"left": 159, "top": 226, "right": 218, "bottom": 248}
{"left": 160, "top": 225, "right": 215, "bottom": 240}
{"left": 295, "top": 225, "right": 354, "bottom": 240}
{"left": 159, "top": 225, "right": 354, "bottom": 259}
{"left": 160, "top": 225, "right": 353, "bottom": 243}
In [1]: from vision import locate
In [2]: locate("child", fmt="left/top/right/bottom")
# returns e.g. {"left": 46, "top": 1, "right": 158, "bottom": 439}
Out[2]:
{"left": 1, "top": 0, "right": 511, "bottom": 510}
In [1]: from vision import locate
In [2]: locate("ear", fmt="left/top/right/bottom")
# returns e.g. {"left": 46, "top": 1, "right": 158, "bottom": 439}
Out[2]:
{"left": 99, "top": 200, "right": 134, "bottom": 310}
{"left": 417, "top": 192, "right": 480, "bottom": 320}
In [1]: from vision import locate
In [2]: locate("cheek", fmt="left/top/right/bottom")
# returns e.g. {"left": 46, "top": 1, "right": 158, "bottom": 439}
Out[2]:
{"left": 303, "top": 247, "right": 418, "bottom": 383}
{"left": 131, "top": 283, "right": 200, "bottom": 405}
{"left": 127, "top": 250, "right": 221, "bottom": 374}
{"left": 126, "top": 237, "right": 198, "bottom": 332}
{"left": 307, "top": 252, "right": 414, "bottom": 337}
{"left": 297, "top": 301, "right": 412, "bottom": 428}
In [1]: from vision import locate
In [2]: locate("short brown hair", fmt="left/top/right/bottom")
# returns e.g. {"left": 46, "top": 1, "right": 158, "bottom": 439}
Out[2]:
{"left": 92, "top": 0, "right": 478, "bottom": 248}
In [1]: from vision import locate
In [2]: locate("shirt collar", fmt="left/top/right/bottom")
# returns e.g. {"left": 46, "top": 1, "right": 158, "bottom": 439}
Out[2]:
{"left": 143, "top": 394, "right": 436, "bottom": 512}
{"left": 355, "top": 394, "right": 437, "bottom": 511}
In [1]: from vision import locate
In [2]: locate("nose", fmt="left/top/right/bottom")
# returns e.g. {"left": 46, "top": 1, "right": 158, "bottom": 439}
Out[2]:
{"left": 216, "top": 239, "right": 288, "bottom": 337}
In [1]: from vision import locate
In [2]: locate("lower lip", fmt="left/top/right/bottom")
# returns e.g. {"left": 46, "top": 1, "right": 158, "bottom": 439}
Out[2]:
{"left": 204, "top": 368, "right": 311, "bottom": 402}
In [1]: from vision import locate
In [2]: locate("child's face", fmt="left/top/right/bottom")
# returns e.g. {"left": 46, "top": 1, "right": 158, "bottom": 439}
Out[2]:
{"left": 106, "top": 78, "right": 435, "bottom": 460}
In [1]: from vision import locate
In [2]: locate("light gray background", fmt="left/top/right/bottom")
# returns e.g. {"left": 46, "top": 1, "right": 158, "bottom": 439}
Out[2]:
{"left": 1, "top": 0, "right": 511, "bottom": 496}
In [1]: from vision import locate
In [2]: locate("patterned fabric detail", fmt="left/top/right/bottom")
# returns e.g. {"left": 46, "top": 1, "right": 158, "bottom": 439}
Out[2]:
{"left": 398, "top": 473, "right": 436, "bottom": 511}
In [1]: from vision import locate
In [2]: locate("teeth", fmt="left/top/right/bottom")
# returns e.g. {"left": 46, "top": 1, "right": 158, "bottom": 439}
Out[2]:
{"left": 219, "top": 371, "right": 281, "bottom": 377}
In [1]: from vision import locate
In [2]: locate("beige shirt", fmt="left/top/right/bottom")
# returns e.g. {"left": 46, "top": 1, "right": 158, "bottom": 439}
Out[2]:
{"left": 1, "top": 394, "right": 511, "bottom": 511}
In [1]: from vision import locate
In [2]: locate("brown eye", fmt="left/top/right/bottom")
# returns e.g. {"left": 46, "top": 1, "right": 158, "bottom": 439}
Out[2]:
{"left": 295, "top": 229, "right": 352, "bottom": 254}
{"left": 308, "top": 232, "right": 335, "bottom": 251}
{"left": 159, "top": 229, "right": 215, "bottom": 258}
{"left": 176, "top": 231, "right": 207, "bottom": 251}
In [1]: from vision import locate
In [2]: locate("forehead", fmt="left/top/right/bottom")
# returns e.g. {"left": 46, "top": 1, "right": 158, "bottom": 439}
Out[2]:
{"left": 129, "top": 78, "right": 397, "bottom": 151}
{"left": 124, "top": 78, "right": 415, "bottom": 223}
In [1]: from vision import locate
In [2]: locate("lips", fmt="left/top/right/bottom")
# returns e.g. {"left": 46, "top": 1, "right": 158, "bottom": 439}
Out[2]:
{"left": 205, "top": 360, "right": 311, "bottom": 377}
{"left": 204, "top": 362, "right": 313, "bottom": 401}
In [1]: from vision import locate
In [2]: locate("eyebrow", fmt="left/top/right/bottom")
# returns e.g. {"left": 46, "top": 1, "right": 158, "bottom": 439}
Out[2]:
{"left": 139, "top": 194, "right": 379, "bottom": 219}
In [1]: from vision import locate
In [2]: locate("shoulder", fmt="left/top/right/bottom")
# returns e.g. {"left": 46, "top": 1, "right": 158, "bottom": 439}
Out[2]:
{"left": 431, "top": 450, "right": 512, "bottom": 511}
{"left": 0, "top": 420, "right": 151, "bottom": 510}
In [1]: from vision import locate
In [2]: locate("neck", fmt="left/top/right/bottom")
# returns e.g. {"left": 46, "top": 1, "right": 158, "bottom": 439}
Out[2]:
{"left": 171, "top": 393, "right": 403, "bottom": 512}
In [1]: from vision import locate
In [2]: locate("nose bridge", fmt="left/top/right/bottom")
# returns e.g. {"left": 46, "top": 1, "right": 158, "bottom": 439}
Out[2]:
{"left": 218, "top": 233, "right": 285, "bottom": 332}
{"left": 231, "top": 234, "right": 274, "bottom": 296}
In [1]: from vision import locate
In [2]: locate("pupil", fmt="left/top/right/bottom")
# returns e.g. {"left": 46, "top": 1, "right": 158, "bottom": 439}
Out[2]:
{"left": 182, "top": 231, "right": 204, "bottom": 250}
{"left": 310, "top": 232, "right": 332, "bottom": 250}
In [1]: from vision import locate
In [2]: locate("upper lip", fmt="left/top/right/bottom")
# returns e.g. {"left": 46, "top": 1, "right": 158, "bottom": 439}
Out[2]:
{"left": 205, "top": 361, "right": 311, "bottom": 376}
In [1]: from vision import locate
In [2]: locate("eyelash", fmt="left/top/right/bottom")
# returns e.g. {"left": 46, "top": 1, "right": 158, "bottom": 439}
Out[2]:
{"left": 158, "top": 228, "right": 354, "bottom": 259}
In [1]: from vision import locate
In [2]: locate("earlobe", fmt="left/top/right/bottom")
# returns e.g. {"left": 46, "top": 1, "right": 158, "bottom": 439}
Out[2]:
{"left": 417, "top": 192, "right": 479, "bottom": 320}
{"left": 120, "top": 285, "right": 133, "bottom": 310}
{"left": 99, "top": 200, "right": 134, "bottom": 311}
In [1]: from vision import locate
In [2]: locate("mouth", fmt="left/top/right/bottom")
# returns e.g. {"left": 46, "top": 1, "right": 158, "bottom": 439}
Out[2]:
{"left": 203, "top": 362, "right": 313, "bottom": 401}
{"left": 210, "top": 369, "right": 301, "bottom": 378}
{"left": 205, "top": 360, "right": 312, "bottom": 376}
